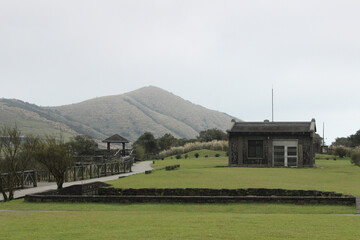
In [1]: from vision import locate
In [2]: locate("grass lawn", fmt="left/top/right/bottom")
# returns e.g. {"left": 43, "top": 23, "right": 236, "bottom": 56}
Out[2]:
{"left": 1, "top": 200, "right": 359, "bottom": 240}
{"left": 108, "top": 150, "right": 360, "bottom": 196}
{"left": 1, "top": 150, "right": 360, "bottom": 239}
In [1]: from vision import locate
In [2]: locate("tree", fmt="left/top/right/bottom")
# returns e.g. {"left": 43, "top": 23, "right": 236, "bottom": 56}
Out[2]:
{"left": 34, "top": 136, "right": 74, "bottom": 189}
{"left": 332, "top": 137, "right": 352, "bottom": 147}
{"left": 332, "top": 129, "right": 360, "bottom": 148}
{"left": 197, "top": 128, "right": 228, "bottom": 142}
{"left": 333, "top": 146, "right": 349, "bottom": 158}
{"left": 0, "top": 126, "right": 23, "bottom": 200}
{"left": 18, "top": 135, "right": 41, "bottom": 172}
{"left": 349, "top": 130, "right": 360, "bottom": 147}
{"left": 350, "top": 150, "right": 360, "bottom": 167}
{"left": 133, "top": 132, "right": 159, "bottom": 159}
{"left": 69, "top": 135, "right": 98, "bottom": 156}
{"left": 157, "top": 133, "right": 177, "bottom": 151}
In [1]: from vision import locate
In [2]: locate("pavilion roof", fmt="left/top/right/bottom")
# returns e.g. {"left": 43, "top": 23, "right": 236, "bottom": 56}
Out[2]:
{"left": 102, "top": 134, "right": 129, "bottom": 143}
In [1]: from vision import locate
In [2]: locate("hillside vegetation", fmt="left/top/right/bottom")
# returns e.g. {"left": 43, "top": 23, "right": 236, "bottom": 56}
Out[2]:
{"left": 53, "top": 86, "right": 237, "bottom": 141}
{"left": 0, "top": 86, "right": 239, "bottom": 142}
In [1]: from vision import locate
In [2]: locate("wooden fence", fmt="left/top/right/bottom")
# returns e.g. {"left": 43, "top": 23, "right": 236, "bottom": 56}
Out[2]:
{"left": 1, "top": 156, "right": 133, "bottom": 190}
{"left": 0, "top": 170, "right": 38, "bottom": 190}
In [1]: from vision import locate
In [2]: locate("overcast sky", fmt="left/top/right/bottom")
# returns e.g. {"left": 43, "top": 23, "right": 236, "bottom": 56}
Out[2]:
{"left": 1, "top": 0, "right": 360, "bottom": 144}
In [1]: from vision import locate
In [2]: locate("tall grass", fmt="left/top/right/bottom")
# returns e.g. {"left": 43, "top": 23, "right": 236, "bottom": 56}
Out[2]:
{"left": 159, "top": 140, "right": 228, "bottom": 158}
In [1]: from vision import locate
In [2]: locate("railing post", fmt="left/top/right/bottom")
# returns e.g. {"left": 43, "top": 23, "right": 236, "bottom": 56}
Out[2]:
{"left": 81, "top": 165, "right": 84, "bottom": 180}
{"left": 74, "top": 167, "right": 77, "bottom": 181}
{"left": 90, "top": 165, "right": 92, "bottom": 179}
{"left": 21, "top": 171, "right": 25, "bottom": 189}
{"left": 33, "top": 170, "right": 37, "bottom": 187}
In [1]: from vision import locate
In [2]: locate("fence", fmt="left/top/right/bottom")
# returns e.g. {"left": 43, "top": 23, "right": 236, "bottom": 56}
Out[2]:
{"left": 0, "top": 170, "right": 38, "bottom": 190}
{"left": 1, "top": 156, "right": 133, "bottom": 190}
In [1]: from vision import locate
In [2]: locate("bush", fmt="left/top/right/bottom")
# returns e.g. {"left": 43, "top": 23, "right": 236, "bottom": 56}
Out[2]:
{"left": 194, "top": 153, "right": 199, "bottom": 158}
{"left": 184, "top": 154, "right": 188, "bottom": 159}
{"left": 333, "top": 146, "right": 349, "bottom": 158}
{"left": 159, "top": 140, "right": 228, "bottom": 158}
{"left": 215, "top": 153, "right": 220, "bottom": 157}
{"left": 205, "top": 155, "right": 208, "bottom": 158}
{"left": 350, "top": 150, "right": 360, "bottom": 167}
{"left": 175, "top": 154, "right": 182, "bottom": 159}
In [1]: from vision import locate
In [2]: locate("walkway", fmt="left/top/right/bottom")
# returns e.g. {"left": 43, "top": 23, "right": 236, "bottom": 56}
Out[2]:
{"left": 0, "top": 161, "right": 153, "bottom": 201}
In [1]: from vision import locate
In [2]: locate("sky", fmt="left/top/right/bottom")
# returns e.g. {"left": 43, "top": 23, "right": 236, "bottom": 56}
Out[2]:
{"left": 1, "top": 0, "right": 360, "bottom": 144}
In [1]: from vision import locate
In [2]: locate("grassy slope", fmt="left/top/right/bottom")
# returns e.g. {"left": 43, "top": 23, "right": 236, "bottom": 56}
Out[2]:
{"left": 108, "top": 151, "right": 360, "bottom": 196}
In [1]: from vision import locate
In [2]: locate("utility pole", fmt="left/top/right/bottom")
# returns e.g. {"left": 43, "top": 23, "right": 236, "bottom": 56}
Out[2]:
{"left": 323, "top": 122, "right": 325, "bottom": 146}
{"left": 272, "top": 87, "right": 274, "bottom": 122}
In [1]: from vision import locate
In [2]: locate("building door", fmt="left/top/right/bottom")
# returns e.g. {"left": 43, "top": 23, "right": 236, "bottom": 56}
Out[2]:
{"left": 273, "top": 140, "right": 298, "bottom": 167}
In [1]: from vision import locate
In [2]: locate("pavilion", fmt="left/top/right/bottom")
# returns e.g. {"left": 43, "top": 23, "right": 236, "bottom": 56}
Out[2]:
{"left": 102, "top": 134, "right": 130, "bottom": 156}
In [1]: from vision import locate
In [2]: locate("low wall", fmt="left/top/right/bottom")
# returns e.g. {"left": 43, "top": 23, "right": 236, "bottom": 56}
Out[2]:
{"left": 25, "top": 194, "right": 355, "bottom": 205}
{"left": 24, "top": 182, "right": 356, "bottom": 205}
{"left": 98, "top": 188, "right": 345, "bottom": 197}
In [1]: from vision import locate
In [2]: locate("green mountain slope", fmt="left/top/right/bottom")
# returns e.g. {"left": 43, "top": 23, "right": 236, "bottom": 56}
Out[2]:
{"left": 0, "top": 99, "right": 107, "bottom": 140}
{"left": 53, "top": 86, "right": 239, "bottom": 141}
{"left": 1, "top": 86, "right": 240, "bottom": 142}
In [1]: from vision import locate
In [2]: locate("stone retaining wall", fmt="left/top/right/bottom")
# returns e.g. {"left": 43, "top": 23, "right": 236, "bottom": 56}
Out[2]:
{"left": 24, "top": 182, "right": 356, "bottom": 205}
{"left": 25, "top": 194, "right": 355, "bottom": 205}
{"left": 98, "top": 187, "right": 346, "bottom": 197}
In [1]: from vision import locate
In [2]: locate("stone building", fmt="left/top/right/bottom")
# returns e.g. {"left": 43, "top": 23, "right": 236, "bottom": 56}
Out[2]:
{"left": 227, "top": 119, "right": 316, "bottom": 167}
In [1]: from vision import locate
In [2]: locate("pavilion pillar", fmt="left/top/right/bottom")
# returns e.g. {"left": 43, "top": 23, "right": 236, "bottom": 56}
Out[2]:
{"left": 107, "top": 142, "right": 111, "bottom": 151}
{"left": 122, "top": 143, "right": 126, "bottom": 156}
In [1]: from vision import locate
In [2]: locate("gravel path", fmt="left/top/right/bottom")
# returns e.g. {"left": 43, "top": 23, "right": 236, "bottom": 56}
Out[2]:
{"left": 0, "top": 161, "right": 153, "bottom": 201}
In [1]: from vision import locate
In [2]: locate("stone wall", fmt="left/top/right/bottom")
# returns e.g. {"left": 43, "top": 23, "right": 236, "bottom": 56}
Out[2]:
{"left": 24, "top": 183, "right": 355, "bottom": 205}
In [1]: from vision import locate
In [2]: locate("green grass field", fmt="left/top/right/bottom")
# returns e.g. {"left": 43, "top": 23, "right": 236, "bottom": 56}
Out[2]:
{"left": 108, "top": 150, "right": 360, "bottom": 196}
{"left": 1, "top": 200, "right": 359, "bottom": 240}
{"left": 1, "top": 150, "right": 360, "bottom": 239}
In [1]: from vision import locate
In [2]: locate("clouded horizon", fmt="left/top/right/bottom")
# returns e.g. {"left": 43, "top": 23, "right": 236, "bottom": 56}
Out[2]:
{"left": 1, "top": 0, "right": 360, "bottom": 144}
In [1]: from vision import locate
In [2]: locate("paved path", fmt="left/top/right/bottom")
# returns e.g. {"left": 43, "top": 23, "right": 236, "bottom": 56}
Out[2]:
{"left": 0, "top": 161, "right": 153, "bottom": 201}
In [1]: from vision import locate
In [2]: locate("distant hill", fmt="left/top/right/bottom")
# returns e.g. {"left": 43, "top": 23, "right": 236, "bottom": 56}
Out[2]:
{"left": 0, "top": 98, "right": 107, "bottom": 140}
{"left": 1, "top": 86, "right": 240, "bottom": 142}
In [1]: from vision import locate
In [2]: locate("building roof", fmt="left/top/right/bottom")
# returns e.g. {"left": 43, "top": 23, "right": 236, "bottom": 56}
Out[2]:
{"left": 102, "top": 134, "right": 129, "bottom": 143}
{"left": 228, "top": 119, "right": 316, "bottom": 134}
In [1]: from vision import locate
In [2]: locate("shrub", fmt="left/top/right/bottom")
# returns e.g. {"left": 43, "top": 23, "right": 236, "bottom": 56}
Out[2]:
{"left": 194, "top": 153, "right": 199, "bottom": 158}
{"left": 175, "top": 154, "right": 182, "bottom": 159}
{"left": 159, "top": 140, "right": 228, "bottom": 158}
{"left": 184, "top": 154, "right": 188, "bottom": 159}
{"left": 333, "top": 146, "right": 349, "bottom": 158}
{"left": 205, "top": 155, "right": 208, "bottom": 158}
{"left": 215, "top": 153, "right": 220, "bottom": 157}
{"left": 350, "top": 150, "right": 360, "bottom": 167}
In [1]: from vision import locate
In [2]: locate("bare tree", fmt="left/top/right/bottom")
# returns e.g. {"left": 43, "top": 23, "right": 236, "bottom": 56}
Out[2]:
{"left": 0, "top": 128, "right": 6, "bottom": 201}
{"left": 34, "top": 136, "right": 74, "bottom": 189}
{"left": 18, "top": 135, "right": 41, "bottom": 171}
{"left": 0, "top": 126, "right": 22, "bottom": 200}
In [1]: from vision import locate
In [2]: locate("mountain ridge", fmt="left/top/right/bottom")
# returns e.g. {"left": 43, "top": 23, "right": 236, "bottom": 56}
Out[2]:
{"left": 1, "top": 86, "right": 240, "bottom": 142}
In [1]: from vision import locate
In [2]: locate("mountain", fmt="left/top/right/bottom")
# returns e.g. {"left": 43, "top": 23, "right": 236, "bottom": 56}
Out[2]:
{"left": 0, "top": 98, "right": 107, "bottom": 140}
{"left": 1, "top": 86, "right": 240, "bottom": 142}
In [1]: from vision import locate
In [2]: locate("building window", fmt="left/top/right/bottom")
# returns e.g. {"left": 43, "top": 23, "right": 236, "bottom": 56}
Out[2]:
{"left": 248, "top": 140, "right": 263, "bottom": 158}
